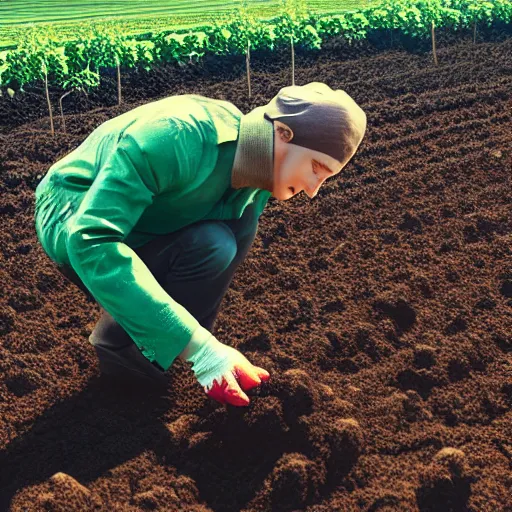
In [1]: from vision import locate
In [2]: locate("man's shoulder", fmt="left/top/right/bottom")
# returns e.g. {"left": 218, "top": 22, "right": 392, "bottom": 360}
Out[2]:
{"left": 183, "top": 94, "right": 242, "bottom": 117}
{"left": 176, "top": 94, "right": 241, "bottom": 145}
{"left": 130, "top": 94, "right": 241, "bottom": 146}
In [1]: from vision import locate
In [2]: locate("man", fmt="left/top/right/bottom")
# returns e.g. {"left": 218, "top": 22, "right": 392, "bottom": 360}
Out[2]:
{"left": 34, "top": 82, "right": 367, "bottom": 407}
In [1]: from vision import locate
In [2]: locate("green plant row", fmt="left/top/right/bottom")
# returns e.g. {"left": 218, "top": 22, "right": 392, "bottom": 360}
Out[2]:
{"left": 0, "top": 1, "right": 386, "bottom": 50}
{"left": 1, "top": 0, "right": 510, "bottom": 94}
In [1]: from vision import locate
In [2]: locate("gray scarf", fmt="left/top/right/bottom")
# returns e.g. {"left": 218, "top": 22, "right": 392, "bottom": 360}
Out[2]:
{"left": 230, "top": 106, "right": 275, "bottom": 193}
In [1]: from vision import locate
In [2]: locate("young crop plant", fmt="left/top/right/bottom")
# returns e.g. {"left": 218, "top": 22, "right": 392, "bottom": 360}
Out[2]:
{"left": 203, "top": 9, "right": 239, "bottom": 57}
{"left": 152, "top": 32, "right": 185, "bottom": 65}
{"left": 59, "top": 63, "right": 100, "bottom": 134}
{"left": 205, "top": 1, "right": 274, "bottom": 98}
{"left": 152, "top": 30, "right": 205, "bottom": 68}
{"left": 130, "top": 40, "right": 155, "bottom": 73}
{"left": 463, "top": 1, "right": 502, "bottom": 43}
{"left": 204, "top": 5, "right": 274, "bottom": 56}
{"left": 274, "top": 0, "right": 322, "bottom": 85}
{"left": 1, "top": 28, "right": 66, "bottom": 135}
{"left": 64, "top": 24, "right": 133, "bottom": 105}
{"left": 181, "top": 32, "right": 205, "bottom": 66}
{"left": 235, "top": 0, "right": 256, "bottom": 98}
{"left": 1, "top": 29, "right": 66, "bottom": 91}
{"left": 314, "top": 9, "right": 370, "bottom": 47}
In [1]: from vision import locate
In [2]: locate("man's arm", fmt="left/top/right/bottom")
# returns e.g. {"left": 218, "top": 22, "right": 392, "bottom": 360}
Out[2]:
{"left": 66, "top": 121, "right": 202, "bottom": 370}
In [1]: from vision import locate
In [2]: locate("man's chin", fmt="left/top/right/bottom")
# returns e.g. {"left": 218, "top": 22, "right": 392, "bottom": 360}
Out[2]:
{"left": 271, "top": 190, "right": 285, "bottom": 201}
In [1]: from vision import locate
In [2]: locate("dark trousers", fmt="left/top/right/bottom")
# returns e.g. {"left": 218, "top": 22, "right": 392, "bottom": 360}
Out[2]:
{"left": 57, "top": 204, "right": 260, "bottom": 365}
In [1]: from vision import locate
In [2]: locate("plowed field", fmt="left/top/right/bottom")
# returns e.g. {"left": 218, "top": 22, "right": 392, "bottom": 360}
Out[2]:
{"left": 1, "top": 29, "right": 511, "bottom": 511}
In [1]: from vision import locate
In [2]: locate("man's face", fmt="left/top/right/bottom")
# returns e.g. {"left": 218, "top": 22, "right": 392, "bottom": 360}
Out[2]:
{"left": 271, "top": 121, "right": 350, "bottom": 201}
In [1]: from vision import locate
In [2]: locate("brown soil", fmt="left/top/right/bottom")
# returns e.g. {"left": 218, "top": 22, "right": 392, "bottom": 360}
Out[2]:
{"left": 1, "top": 27, "right": 511, "bottom": 512}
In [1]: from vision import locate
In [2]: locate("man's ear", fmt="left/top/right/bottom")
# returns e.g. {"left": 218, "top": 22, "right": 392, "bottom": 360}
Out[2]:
{"left": 274, "top": 120, "right": 294, "bottom": 143}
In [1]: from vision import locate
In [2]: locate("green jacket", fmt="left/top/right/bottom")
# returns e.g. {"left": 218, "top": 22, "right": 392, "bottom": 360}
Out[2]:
{"left": 34, "top": 94, "right": 272, "bottom": 370}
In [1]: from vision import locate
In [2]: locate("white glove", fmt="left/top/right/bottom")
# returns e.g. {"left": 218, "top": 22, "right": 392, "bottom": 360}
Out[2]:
{"left": 179, "top": 325, "right": 270, "bottom": 406}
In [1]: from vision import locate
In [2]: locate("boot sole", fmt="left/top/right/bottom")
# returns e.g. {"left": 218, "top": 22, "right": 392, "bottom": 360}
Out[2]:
{"left": 93, "top": 343, "right": 167, "bottom": 387}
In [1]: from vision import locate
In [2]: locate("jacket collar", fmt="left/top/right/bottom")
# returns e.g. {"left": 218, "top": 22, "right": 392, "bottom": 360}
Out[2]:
{"left": 214, "top": 106, "right": 275, "bottom": 193}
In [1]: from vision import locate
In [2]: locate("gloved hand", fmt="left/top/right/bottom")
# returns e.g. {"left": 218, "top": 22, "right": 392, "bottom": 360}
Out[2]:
{"left": 179, "top": 325, "right": 270, "bottom": 406}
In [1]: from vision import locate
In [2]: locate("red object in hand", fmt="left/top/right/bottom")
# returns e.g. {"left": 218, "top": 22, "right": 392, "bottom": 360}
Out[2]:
{"left": 205, "top": 365, "right": 271, "bottom": 407}
{"left": 181, "top": 325, "right": 271, "bottom": 407}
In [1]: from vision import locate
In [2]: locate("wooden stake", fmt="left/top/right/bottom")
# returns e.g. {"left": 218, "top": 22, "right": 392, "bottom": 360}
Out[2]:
{"left": 42, "top": 62, "right": 54, "bottom": 136}
{"left": 117, "top": 62, "right": 122, "bottom": 105}
{"left": 59, "top": 90, "right": 72, "bottom": 133}
{"left": 431, "top": 21, "right": 438, "bottom": 66}
{"left": 246, "top": 39, "right": 251, "bottom": 98}
{"left": 291, "top": 33, "right": 295, "bottom": 86}
{"left": 473, "top": 21, "right": 477, "bottom": 44}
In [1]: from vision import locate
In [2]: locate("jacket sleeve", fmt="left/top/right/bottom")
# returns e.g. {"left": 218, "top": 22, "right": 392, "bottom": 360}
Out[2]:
{"left": 65, "top": 121, "right": 202, "bottom": 371}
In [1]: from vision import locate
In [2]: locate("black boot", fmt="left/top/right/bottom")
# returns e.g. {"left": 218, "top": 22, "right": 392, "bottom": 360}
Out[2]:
{"left": 89, "top": 309, "right": 167, "bottom": 387}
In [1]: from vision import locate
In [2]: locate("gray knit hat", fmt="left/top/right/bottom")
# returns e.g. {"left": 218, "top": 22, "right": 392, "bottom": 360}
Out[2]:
{"left": 231, "top": 82, "right": 366, "bottom": 192}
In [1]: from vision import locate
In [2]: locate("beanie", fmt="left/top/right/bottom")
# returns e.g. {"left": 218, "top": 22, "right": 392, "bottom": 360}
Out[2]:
{"left": 231, "top": 82, "right": 366, "bottom": 192}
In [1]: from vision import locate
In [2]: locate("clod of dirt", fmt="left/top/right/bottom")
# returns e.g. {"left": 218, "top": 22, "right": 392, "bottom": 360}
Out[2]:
{"left": 366, "top": 491, "right": 415, "bottom": 512}
{"left": 398, "top": 212, "right": 423, "bottom": 234}
{"left": 394, "top": 368, "right": 445, "bottom": 399}
{"left": 5, "top": 369, "right": 45, "bottom": 397}
{"left": 413, "top": 344, "right": 437, "bottom": 369}
{"left": 242, "top": 330, "right": 272, "bottom": 351}
{"left": 433, "top": 447, "right": 467, "bottom": 472}
{"left": 445, "top": 314, "right": 468, "bottom": 335}
{"left": 308, "top": 257, "right": 329, "bottom": 272}
{"left": 404, "top": 390, "right": 433, "bottom": 422}
{"left": 50, "top": 472, "right": 91, "bottom": 495}
{"left": 132, "top": 485, "right": 181, "bottom": 509}
{"left": 440, "top": 206, "right": 456, "bottom": 218}
{"left": 493, "top": 329, "right": 511, "bottom": 353}
{"left": 330, "top": 398, "right": 357, "bottom": 417}
{"left": 7, "top": 287, "right": 43, "bottom": 312}
{"left": 378, "top": 390, "right": 432, "bottom": 426}
{"left": 273, "top": 368, "right": 320, "bottom": 425}
{"left": 473, "top": 296, "right": 497, "bottom": 311}
{"left": 165, "top": 414, "right": 201, "bottom": 449}
{"left": 318, "top": 383, "right": 335, "bottom": 401}
{"left": 373, "top": 298, "right": 417, "bottom": 332}
{"left": 416, "top": 447, "right": 473, "bottom": 511}
{"left": 167, "top": 474, "right": 200, "bottom": 505}
{"left": 187, "top": 430, "right": 213, "bottom": 456}
{"left": 36, "top": 472, "right": 103, "bottom": 510}
{"left": 447, "top": 356, "right": 471, "bottom": 382}
{"left": 245, "top": 395, "right": 289, "bottom": 436}
{"left": 0, "top": 305, "right": 16, "bottom": 335}
{"left": 412, "top": 275, "right": 434, "bottom": 298}
{"left": 325, "top": 418, "right": 365, "bottom": 476}
{"left": 320, "top": 298, "right": 346, "bottom": 314}
{"left": 499, "top": 279, "right": 512, "bottom": 298}
{"left": 501, "top": 381, "right": 512, "bottom": 406}
{"left": 293, "top": 413, "right": 331, "bottom": 461}
{"left": 270, "top": 452, "right": 326, "bottom": 510}
{"left": 36, "top": 270, "right": 63, "bottom": 293}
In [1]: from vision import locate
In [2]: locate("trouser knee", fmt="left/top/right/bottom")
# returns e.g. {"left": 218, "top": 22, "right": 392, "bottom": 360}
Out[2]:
{"left": 171, "top": 221, "right": 238, "bottom": 281}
